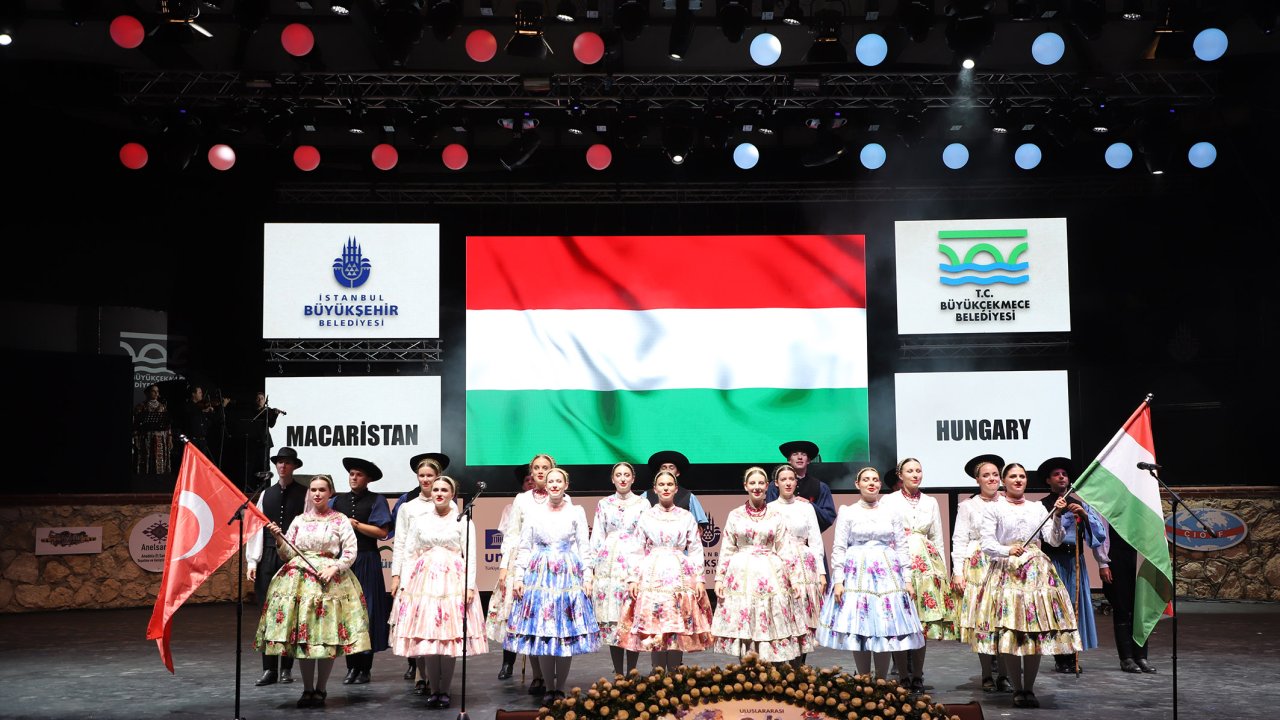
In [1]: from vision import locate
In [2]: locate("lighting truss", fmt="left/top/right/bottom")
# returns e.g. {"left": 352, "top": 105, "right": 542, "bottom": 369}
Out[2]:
{"left": 266, "top": 339, "right": 444, "bottom": 364}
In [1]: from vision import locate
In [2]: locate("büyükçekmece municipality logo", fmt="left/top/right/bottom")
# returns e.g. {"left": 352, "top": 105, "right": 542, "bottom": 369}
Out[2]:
{"left": 333, "top": 237, "right": 372, "bottom": 288}
{"left": 937, "top": 228, "right": 1029, "bottom": 286}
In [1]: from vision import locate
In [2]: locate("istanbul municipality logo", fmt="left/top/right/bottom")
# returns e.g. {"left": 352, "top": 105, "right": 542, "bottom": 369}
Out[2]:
{"left": 333, "top": 237, "right": 373, "bottom": 288}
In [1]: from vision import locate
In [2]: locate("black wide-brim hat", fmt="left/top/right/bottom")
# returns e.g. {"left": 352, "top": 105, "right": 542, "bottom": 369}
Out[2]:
{"left": 1037, "top": 457, "right": 1075, "bottom": 482}
{"left": 409, "top": 452, "right": 451, "bottom": 472}
{"left": 648, "top": 450, "right": 690, "bottom": 475}
{"left": 779, "top": 440, "right": 820, "bottom": 460}
{"left": 964, "top": 453, "right": 1005, "bottom": 479}
{"left": 269, "top": 447, "right": 304, "bottom": 468}
{"left": 343, "top": 457, "right": 383, "bottom": 481}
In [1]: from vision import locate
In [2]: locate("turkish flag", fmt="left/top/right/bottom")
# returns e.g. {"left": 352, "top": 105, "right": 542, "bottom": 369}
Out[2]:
{"left": 145, "top": 443, "right": 269, "bottom": 672}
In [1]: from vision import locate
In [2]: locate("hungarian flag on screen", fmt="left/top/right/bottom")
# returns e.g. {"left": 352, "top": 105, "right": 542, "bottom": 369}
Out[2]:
{"left": 465, "top": 235, "right": 869, "bottom": 466}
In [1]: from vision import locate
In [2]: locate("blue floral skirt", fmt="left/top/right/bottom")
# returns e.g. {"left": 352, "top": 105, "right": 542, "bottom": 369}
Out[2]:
{"left": 503, "top": 549, "right": 601, "bottom": 656}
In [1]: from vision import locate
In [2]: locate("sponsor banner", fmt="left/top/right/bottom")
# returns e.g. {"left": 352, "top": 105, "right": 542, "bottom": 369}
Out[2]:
{"left": 672, "top": 699, "right": 835, "bottom": 719}
{"left": 264, "top": 376, "right": 442, "bottom": 493}
{"left": 100, "top": 306, "right": 186, "bottom": 404}
{"left": 263, "top": 223, "right": 440, "bottom": 339}
{"left": 35, "top": 526, "right": 103, "bottom": 555}
{"left": 1165, "top": 508, "right": 1249, "bottom": 552}
{"left": 130, "top": 512, "right": 170, "bottom": 572}
{"left": 895, "top": 218, "right": 1071, "bottom": 334}
{"left": 894, "top": 370, "right": 1071, "bottom": 489}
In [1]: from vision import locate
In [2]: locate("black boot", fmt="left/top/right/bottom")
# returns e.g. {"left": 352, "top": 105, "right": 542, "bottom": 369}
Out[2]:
{"left": 255, "top": 669, "right": 278, "bottom": 686}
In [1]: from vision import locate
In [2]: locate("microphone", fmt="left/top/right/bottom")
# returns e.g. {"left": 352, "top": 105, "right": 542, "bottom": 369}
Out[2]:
{"left": 1137, "top": 461, "right": 1162, "bottom": 471}
{"left": 458, "top": 481, "right": 487, "bottom": 521}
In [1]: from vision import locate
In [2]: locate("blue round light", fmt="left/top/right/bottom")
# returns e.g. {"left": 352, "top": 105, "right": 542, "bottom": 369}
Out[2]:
{"left": 1105, "top": 142, "right": 1133, "bottom": 169}
{"left": 855, "top": 33, "right": 888, "bottom": 67}
{"left": 750, "top": 33, "right": 782, "bottom": 66}
{"left": 942, "top": 143, "right": 969, "bottom": 170}
{"left": 733, "top": 142, "right": 760, "bottom": 169}
{"left": 859, "top": 142, "right": 887, "bottom": 170}
{"left": 1031, "top": 32, "right": 1065, "bottom": 65}
{"left": 1193, "top": 28, "right": 1228, "bottom": 62}
{"left": 1014, "top": 143, "right": 1042, "bottom": 170}
{"left": 1187, "top": 141, "right": 1217, "bottom": 168}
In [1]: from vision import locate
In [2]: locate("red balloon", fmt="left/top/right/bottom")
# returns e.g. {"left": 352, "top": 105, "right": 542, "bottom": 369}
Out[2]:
{"left": 119, "top": 142, "right": 148, "bottom": 170}
{"left": 586, "top": 143, "right": 612, "bottom": 171}
{"left": 573, "top": 32, "right": 605, "bottom": 65}
{"left": 293, "top": 145, "right": 321, "bottom": 172}
{"left": 208, "top": 144, "right": 236, "bottom": 171}
{"left": 465, "top": 30, "right": 498, "bottom": 63}
{"left": 281, "top": 23, "right": 315, "bottom": 57}
{"left": 442, "top": 143, "right": 469, "bottom": 170}
{"left": 372, "top": 144, "right": 399, "bottom": 171}
{"left": 109, "top": 15, "right": 145, "bottom": 49}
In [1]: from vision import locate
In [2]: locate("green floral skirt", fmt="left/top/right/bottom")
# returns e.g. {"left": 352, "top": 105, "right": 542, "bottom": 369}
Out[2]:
{"left": 254, "top": 555, "right": 372, "bottom": 659}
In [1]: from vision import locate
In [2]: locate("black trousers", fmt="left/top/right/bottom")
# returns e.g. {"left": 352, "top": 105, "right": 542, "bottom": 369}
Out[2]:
{"left": 254, "top": 544, "right": 295, "bottom": 672}
{"left": 1102, "top": 549, "right": 1149, "bottom": 661}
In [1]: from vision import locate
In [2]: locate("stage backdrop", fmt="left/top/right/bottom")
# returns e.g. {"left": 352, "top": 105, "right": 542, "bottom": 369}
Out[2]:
{"left": 895, "top": 217, "right": 1071, "bottom": 335}
{"left": 263, "top": 376, "right": 441, "bottom": 493}
{"left": 465, "top": 234, "right": 869, "bottom": 467}
{"left": 263, "top": 222, "right": 440, "bottom": 339}
{"left": 894, "top": 370, "right": 1072, "bottom": 489}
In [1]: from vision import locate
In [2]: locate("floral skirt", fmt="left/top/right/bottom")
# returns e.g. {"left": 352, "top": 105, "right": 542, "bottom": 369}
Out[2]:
{"left": 902, "top": 531, "right": 958, "bottom": 640}
{"left": 504, "top": 549, "right": 601, "bottom": 656}
{"left": 390, "top": 546, "right": 489, "bottom": 657}
{"left": 817, "top": 545, "right": 925, "bottom": 653}
{"left": 484, "top": 573, "right": 515, "bottom": 644}
{"left": 956, "top": 545, "right": 989, "bottom": 644}
{"left": 254, "top": 554, "right": 372, "bottom": 659}
{"left": 784, "top": 539, "right": 826, "bottom": 631}
{"left": 711, "top": 550, "right": 806, "bottom": 662}
{"left": 616, "top": 549, "right": 713, "bottom": 652}
{"left": 592, "top": 533, "right": 642, "bottom": 645}
{"left": 968, "top": 548, "right": 1083, "bottom": 656}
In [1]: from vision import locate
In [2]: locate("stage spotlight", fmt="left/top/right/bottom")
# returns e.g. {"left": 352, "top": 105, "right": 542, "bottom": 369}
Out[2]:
{"left": 374, "top": 0, "right": 424, "bottom": 66}
{"left": 802, "top": 132, "right": 846, "bottom": 167}
{"left": 1248, "top": 0, "right": 1278, "bottom": 33}
{"left": 894, "top": 102, "right": 926, "bottom": 147}
{"left": 1187, "top": 141, "right": 1216, "bottom": 168}
{"left": 346, "top": 100, "right": 368, "bottom": 135}
{"left": 942, "top": 142, "right": 969, "bottom": 169}
{"left": 556, "top": 0, "right": 578, "bottom": 20}
{"left": 501, "top": 131, "right": 542, "bottom": 170}
{"left": 1192, "top": 27, "right": 1228, "bottom": 60}
{"left": 782, "top": 0, "right": 803, "bottom": 24}
{"left": 944, "top": 0, "right": 994, "bottom": 65}
{"left": 616, "top": 0, "right": 649, "bottom": 39}
{"left": 428, "top": 0, "right": 461, "bottom": 39}
{"left": 806, "top": 5, "right": 848, "bottom": 62}
{"left": 718, "top": 0, "right": 750, "bottom": 42}
{"left": 507, "top": 0, "right": 551, "bottom": 57}
{"left": 669, "top": 0, "right": 695, "bottom": 58}
{"left": 1105, "top": 141, "right": 1134, "bottom": 169}
{"left": 1039, "top": 101, "right": 1075, "bottom": 147}
{"left": 1138, "top": 124, "right": 1170, "bottom": 175}
{"left": 988, "top": 97, "right": 1011, "bottom": 133}
{"left": 899, "top": 0, "right": 934, "bottom": 42}
{"left": 1070, "top": 0, "right": 1104, "bottom": 40}
{"left": 1121, "top": 0, "right": 1142, "bottom": 19}
{"left": 662, "top": 113, "right": 697, "bottom": 164}
{"left": 411, "top": 112, "right": 439, "bottom": 146}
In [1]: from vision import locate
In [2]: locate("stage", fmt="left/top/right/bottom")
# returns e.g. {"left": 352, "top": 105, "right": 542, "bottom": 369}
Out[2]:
{"left": 0, "top": 600, "right": 1273, "bottom": 719}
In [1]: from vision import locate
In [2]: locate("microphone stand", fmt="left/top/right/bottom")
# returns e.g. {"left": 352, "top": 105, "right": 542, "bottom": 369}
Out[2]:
{"left": 227, "top": 467, "right": 274, "bottom": 720}
{"left": 1148, "top": 465, "right": 1217, "bottom": 720}
{"left": 456, "top": 482, "right": 486, "bottom": 720}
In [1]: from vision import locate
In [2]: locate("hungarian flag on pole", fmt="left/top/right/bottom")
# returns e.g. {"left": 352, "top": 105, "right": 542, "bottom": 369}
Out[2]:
{"left": 146, "top": 443, "right": 269, "bottom": 672}
{"left": 465, "top": 235, "right": 869, "bottom": 465}
{"left": 1073, "top": 398, "right": 1173, "bottom": 646}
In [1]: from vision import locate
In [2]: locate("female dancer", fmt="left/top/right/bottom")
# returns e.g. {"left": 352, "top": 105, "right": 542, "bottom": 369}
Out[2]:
{"left": 617, "top": 469, "right": 713, "bottom": 671}
{"left": 971, "top": 462, "right": 1082, "bottom": 708}
{"left": 590, "top": 461, "right": 649, "bottom": 675}
{"left": 817, "top": 467, "right": 924, "bottom": 680}
{"left": 254, "top": 474, "right": 372, "bottom": 709}
{"left": 768, "top": 463, "right": 826, "bottom": 666}
{"left": 712, "top": 466, "right": 806, "bottom": 663}
{"left": 391, "top": 455, "right": 448, "bottom": 694}
{"left": 389, "top": 475, "right": 488, "bottom": 709}
{"left": 485, "top": 453, "right": 558, "bottom": 694}
{"left": 505, "top": 467, "right": 600, "bottom": 705}
{"left": 883, "top": 458, "right": 957, "bottom": 691}
{"left": 951, "top": 454, "right": 1009, "bottom": 693}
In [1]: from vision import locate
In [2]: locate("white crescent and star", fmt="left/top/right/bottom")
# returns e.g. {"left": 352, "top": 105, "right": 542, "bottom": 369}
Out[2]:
{"left": 173, "top": 491, "right": 215, "bottom": 561}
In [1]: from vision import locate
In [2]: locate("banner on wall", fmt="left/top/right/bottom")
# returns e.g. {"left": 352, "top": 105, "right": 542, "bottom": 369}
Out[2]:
{"left": 264, "top": 376, "right": 441, "bottom": 493}
{"left": 894, "top": 370, "right": 1071, "bottom": 489}
{"left": 100, "top": 306, "right": 186, "bottom": 404}
{"left": 263, "top": 223, "right": 440, "bottom": 339}
{"left": 466, "top": 234, "right": 869, "bottom": 466}
{"left": 895, "top": 218, "right": 1071, "bottom": 335}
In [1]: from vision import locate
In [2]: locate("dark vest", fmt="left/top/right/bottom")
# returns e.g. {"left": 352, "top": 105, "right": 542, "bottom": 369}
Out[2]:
{"left": 336, "top": 490, "right": 380, "bottom": 553}
{"left": 1039, "top": 493, "right": 1089, "bottom": 558}
{"left": 261, "top": 481, "right": 307, "bottom": 547}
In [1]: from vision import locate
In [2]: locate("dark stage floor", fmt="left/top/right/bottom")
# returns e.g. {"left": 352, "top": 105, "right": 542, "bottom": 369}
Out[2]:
{"left": 0, "top": 600, "right": 1275, "bottom": 719}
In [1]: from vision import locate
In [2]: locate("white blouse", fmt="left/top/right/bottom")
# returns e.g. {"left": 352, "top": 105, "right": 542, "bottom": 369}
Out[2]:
{"left": 393, "top": 507, "right": 478, "bottom": 589}
{"left": 980, "top": 498, "right": 1065, "bottom": 559}
{"left": 498, "top": 490, "right": 573, "bottom": 570}
{"left": 511, "top": 502, "right": 593, "bottom": 583}
{"left": 769, "top": 497, "right": 826, "bottom": 575}
{"left": 950, "top": 494, "right": 1005, "bottom": 572}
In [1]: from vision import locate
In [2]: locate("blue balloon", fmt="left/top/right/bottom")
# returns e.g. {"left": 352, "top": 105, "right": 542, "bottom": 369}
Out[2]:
{"left": 855, "top": 33, "right": 888, "bottom": 67}
{"left": 1187, "top": 141, "right": 1217, "bottom": 168}
{"left": 1031, "top": 32, "right": 1065, "bottom": 66}
{"left": 750, "top": 33, "right": 782, "bottom": 66}
{"left": 859, "top": 143, "right": 887, "bottom": 170}
{"left": 1193, "top": 28, "right": 1228, "bottom": 62}
{"left": 942, "top": 143, "right": 969, "bottom": 170}
{"left": 734, "top": 142, "right": 760, "bottom": 169}
{"left": 1014, "top": 143, "right": 1042, "bottom": 170}
{"left": 1105, "top": 142, "right": 1133, "bottom": 169}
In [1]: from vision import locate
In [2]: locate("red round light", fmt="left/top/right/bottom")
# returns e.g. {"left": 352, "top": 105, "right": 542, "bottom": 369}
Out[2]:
{"left": 293, "top": 145, "right": 321, "bottom": 172}
{"left": 586, "top": 143, "right": 613, "bottom": 171}
{"left": 119, "top": 142, "right": 148, "bottom": 170}
{"left": 442, "top": 143, "right": 469, "bottom": 170}
{"left": 109, "top": 15, "right": 145, "bottom": 49}
{"left": 208, "top": 144, "right": 236, "bottom": 171}
{"left": 281, "top": 23, "right": 315, "bottom": 57}
{"left": 465, "top": 30, "right": 498, "bottom": 63}
{"left": 371, "top": 144, "right": 399, "bottom": 171}
{"left": 573, "top": 32, "right": 605, "bottom": 65}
